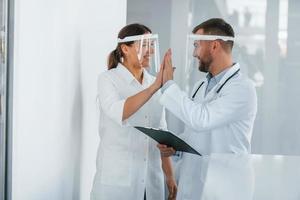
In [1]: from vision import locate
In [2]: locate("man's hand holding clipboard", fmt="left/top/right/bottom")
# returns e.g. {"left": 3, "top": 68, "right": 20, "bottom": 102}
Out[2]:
{"left": 134, "top": 126, "right": 201, "bottom": 156}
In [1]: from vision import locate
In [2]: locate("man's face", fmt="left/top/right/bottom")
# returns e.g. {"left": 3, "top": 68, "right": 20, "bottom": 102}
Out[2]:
{"left": 193, "top": 29, "right": 213, "bottom": 73}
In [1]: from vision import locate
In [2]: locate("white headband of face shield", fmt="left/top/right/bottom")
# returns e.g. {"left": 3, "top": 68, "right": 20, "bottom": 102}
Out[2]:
{"left": 188, "top": 34, "right": 235, "bottom": 42}
{"left": 117, "top": 34, "right": 158, "bottom": 43}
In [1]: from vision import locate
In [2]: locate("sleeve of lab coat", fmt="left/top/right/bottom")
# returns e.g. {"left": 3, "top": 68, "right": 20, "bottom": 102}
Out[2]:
{"left": 159, "top": 81, "right": 257, "bottom": 131}
{"left": 158, "top": 107, "right": 168, "bottom": 130}
{"left": 97, "top": 73, "right": 127, "bottom": 126}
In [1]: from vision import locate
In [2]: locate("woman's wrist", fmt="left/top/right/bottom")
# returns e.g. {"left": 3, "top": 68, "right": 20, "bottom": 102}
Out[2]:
{"left": 148, "top": 83, "right": 158, "bottom": 95}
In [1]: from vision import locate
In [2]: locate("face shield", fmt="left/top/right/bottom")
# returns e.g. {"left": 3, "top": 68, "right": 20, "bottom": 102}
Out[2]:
{"left": 118, "top": 34, "right": 160, "bottom": 75}
{"left": 184, "top": 34, "right": 235, "bottom": 92}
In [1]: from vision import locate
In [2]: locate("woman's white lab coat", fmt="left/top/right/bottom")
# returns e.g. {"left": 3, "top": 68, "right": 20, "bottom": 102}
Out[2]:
{"left": 91, "top": 64, "right": 166, "bottom": 200}
{"left": 159, "top": 63, "right": 257, "bottom": 200}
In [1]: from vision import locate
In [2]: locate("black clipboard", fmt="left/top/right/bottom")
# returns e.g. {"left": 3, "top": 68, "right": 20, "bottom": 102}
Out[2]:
{"left": 134, "top": 126, "right": 201, "bottom": 156}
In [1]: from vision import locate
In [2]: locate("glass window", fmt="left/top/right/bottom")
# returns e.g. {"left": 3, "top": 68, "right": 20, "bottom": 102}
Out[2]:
{"left": 127, "top": 0, "right": 300, "bottom": 155}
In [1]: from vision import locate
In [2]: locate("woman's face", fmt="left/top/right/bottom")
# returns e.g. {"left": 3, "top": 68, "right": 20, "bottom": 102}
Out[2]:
{"left": 139, "top": 38, "right": 154, "bottom": 68}
{"left": 132, "top": 33, "right": 154, "bottom": 68}
{"left": 122, "top": 33, "right": 154, "bottom": 69}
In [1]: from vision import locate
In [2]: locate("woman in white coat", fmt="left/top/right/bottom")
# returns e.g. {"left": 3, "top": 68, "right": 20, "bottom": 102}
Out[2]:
{"left": 90, "top": 23, "right": 177, "bottom": 200}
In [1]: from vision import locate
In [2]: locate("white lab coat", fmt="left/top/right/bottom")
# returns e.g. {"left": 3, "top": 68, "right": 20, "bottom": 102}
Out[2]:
{"left": 159, "top": 63, "right": 257, "bottom": 200}
{"left": 91, "top": 64, "right": 166, "bottom": 200}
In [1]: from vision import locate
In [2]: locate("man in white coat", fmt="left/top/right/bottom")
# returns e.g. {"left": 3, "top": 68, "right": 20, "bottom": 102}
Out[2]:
{"left": 157, "top": 18, "right": 257, "bottom": 200}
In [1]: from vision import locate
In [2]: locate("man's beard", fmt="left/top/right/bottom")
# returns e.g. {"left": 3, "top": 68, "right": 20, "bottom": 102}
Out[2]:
{"left": 198, "top": 55, "right": 212, "bottom": 73}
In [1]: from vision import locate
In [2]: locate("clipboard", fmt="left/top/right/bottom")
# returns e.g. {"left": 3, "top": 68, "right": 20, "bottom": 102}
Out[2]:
{"left": 134, "top": 126, "right": 201, "bottom": 156}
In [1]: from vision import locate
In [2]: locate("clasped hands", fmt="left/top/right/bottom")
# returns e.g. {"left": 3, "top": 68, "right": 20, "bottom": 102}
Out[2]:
{"left": 153, "top": 49, "right": 175, "bottom": 90}
{"left": 156, "top": 49, "right": 177, "bottom": 157}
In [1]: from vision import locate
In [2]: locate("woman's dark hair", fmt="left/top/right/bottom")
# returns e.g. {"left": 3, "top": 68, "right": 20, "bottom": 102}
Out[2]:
{"left": 108, "top": 23, "right": 152, "bottom": 70}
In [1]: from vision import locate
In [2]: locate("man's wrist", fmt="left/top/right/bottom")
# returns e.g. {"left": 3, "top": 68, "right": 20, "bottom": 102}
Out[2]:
{"left": 161, "top": 80, "right": 175, "bottom": 93}
{"left": 165, "top": 175, "right": 175, "bottom": 181}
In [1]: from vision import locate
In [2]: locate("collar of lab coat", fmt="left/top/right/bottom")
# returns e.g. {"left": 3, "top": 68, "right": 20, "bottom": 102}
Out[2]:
{"left": 216, "top": 63, "right": 240, "bottom": 86}
{"left": 203, "top": 63, "right": 241, "bottom": 98}
{"left": 117, "top": 63, "right": 151, "bottom": 85}
{"left": 206, "top": 67, "right": 229, "bottom": 84}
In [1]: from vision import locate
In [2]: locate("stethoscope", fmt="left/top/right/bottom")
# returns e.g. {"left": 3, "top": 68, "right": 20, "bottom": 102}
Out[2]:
{"left": 191, "top": 69, "right": 240, "bottom": 99}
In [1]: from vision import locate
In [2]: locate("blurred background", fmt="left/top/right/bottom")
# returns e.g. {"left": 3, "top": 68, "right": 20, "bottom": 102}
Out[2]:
{"left": 1, "top": 0, "right": 300, "bottom": 199}
{"left": 127, "top": 0, "right": 300, "bottom": 156}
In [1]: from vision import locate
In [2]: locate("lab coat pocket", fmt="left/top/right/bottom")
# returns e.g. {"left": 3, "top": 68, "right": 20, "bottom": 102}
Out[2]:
{"left": 100, "top": 151, "right": 132, "bottom": 187}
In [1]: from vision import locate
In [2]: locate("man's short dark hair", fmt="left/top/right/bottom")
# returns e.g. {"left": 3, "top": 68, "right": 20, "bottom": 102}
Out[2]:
{"left": 193, "top": 18, "right": 235, "bottom": 51}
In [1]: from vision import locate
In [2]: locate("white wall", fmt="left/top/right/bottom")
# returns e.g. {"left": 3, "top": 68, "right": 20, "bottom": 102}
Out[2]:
{"left": 79, "top": 0, "right": 126, "bottom": 199}
{"left": 12, "top": 0, "right": 126, "bottom": 199}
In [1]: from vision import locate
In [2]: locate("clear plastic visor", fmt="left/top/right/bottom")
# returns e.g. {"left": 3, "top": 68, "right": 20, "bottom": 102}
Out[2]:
{"left": 118, "top": 34, "right": 160, "bottom": 75}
